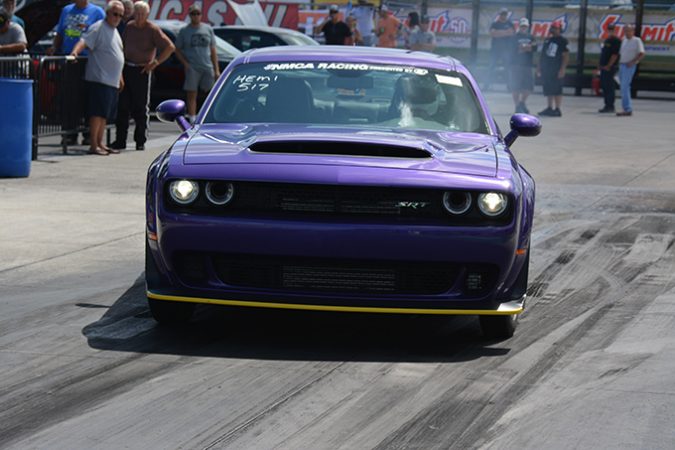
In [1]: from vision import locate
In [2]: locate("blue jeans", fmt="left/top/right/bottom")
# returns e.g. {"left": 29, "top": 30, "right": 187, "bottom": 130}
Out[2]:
{"left": 619, "top": 63, "right": 636, "bottom": 112}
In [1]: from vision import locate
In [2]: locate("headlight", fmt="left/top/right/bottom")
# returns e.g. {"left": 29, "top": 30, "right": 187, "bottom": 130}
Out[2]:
{"left": 477, "top": 192, "right": 508, "bottom": 217}
{"left": 443, "top": 191, "right": 472, "bottom": 215}
{"left": 205, "top": 181, "right": 234, "bottom": 206}
{"left": 169, "top": 179, "right": 199, "bottom": 205}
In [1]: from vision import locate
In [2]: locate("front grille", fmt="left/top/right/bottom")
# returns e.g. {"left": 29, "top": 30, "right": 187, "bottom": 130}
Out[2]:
{"left": 213, "top": 255, "right": 457, "bottom": 295}
{"left": 230, "top": 182, "right": 445, "bottom": 218}
{"left": 165, "top": 181, "right": 513, "bottom": 225}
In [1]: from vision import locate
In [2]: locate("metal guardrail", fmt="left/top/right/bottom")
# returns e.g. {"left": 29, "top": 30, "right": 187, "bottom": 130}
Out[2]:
{"left": 1, "top": 55, "right": 112, "bottom": 160}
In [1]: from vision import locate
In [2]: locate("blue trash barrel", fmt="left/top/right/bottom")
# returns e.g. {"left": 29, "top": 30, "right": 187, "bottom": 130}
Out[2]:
{"left": 0, "top": 78, "right": 33, "bottom": 177}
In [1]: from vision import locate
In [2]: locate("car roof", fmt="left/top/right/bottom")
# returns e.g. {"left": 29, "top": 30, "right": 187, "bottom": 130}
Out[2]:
{"left": 242, "top": 46, "right": 460, "bottom": 71}
{"left": 213, "top": 25, "right": 307, "bottom": 36}
{"left": 154, "top": 19, "right": 187, "bottom": 33}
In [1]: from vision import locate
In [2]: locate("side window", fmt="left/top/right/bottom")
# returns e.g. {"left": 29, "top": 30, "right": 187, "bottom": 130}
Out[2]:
{"left": 247, "top": 32, "right": 282, "bottom": 49}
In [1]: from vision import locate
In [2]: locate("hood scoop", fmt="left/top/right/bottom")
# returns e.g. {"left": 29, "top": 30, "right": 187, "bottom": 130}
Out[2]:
{"left": 248, "top": 141, "right": 432, "bottom": 159}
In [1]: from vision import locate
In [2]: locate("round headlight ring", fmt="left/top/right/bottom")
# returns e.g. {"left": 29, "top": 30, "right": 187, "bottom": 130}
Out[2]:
{"left": 205, "top": 181, "right": 234, "bottom": 206}
{"left": 478, "top": 192, "right": 508, "bottom": 217}
{"left": 443, "top": 191, "right": 472, "bottom": 215}
{"left": 169, "top": 179, "right": 199, "bottom": 205}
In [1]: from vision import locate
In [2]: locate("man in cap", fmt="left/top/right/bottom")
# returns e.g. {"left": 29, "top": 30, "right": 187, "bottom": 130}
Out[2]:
{"left": 597, "top": 23, "right": 621, "bottom": 113}
{"left": 175, "top": 4, "right": 220, "bottom": 123}
{"left": 537, "top": 21, "right": 568, "bottom": 117}
{"left": 314, "top": 4, "right": 351, "bottom": 45}
{"left": 616, "top": 24, "right": 644, "bottom": 117}
{"left": 508, "top": 17, "right": 536, "bottom": 113}
{"left": 376, "top": 5, "right": 401, "bottom": 48}
{"left": 409, "top": 15, "right": 436, "bottom": 52}
{"left": 486, "top": 7, "right": 515, "bottom": 90}
{"left": 0, "top": 7, "right": 27, "bottom": 55}
{"left": 48, "top": 0, "right": 106, "bottom": 146}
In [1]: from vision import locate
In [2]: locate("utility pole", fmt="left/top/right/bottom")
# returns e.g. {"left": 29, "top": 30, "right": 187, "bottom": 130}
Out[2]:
{"left": 575, "top": 0, "right": 588, "bottom": 96}
{"left": 633, "top": 0, "right": 645, "bottom": 98}
{"left": 525, "top": 0, "right": 533, "bottom": 25}
{"left": 470, "top": 0, "right": 480, "bottom": 65}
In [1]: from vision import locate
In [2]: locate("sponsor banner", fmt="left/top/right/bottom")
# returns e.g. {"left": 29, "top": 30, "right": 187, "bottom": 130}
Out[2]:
{"left": 144, "top": 0, "right": 299, "bottom": 29}
{"left": 390, "top": 5, "right": 674, "bottom": 55}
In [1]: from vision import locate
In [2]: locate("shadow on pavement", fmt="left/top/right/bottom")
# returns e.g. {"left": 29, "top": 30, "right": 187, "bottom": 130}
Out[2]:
{"left": 83, "top": 275, "right": 512, "bottom": 363}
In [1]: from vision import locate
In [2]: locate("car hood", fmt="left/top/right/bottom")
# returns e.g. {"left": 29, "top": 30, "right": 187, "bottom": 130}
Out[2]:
{"left": 183, "top": 124, "right": 500, "bottom": 178}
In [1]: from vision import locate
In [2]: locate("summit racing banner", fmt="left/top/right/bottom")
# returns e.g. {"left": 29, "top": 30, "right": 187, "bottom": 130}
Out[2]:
{"left": 391, "top": 4, "right": 675, "bottom": 56}
{"left": 144, "top": 0, "right": 299, "bottom": 29}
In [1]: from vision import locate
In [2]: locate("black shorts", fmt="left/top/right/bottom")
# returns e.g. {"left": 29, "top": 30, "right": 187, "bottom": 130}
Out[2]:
{"left": 541, "top": 70, "right": 563, "bottom": 96}
{"left": 87, "top": 81, "right": 118, "bottom": 120}
{"left": 508, "top": 65, "right": 534, "bottom": 92}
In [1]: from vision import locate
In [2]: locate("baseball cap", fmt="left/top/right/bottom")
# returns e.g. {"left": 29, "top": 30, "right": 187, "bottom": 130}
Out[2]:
{"left": 519, "top": 17, "right": 529, "bottom": 27}
{"left": 607, "top": 23, "right": 616, "bottom": 30}
{"left": 551, "top": 21, "right": 562, "bottom": 29}
{"left": 0, "top": 8, "right": 9, "bottom": 25}
{"left": 188, "top": 4, "right": 201, "bottom": 13}
{"left": 499, "top": 7, "right": 509, "bottom": 14}
{"left": 329, "top": 4, "right": 339, "bottom": 12}
{"left": 380, "top": 5, "right": 389, "bottom": 12}
{"left": 420, "top": 15, "right": 430, "bottom": 24}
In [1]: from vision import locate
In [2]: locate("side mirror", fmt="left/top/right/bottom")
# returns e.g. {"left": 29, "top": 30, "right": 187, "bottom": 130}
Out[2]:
{"left": 504, "top": 113, "right": 541, "bottom": 147}
{"left": 156, "top": 100, "right": 191, "bottom": 132}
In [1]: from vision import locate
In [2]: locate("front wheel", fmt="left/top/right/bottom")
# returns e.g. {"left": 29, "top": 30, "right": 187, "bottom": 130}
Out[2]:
{"left": 148, "top": 298, "right": 195, "bottom": 325}
{"left": 479, "top": 314, "right": 518, "bottom": 340}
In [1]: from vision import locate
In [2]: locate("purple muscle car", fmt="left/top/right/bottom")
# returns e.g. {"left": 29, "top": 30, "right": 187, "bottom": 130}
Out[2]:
{"left": 146, "top": 46, "right": 541, "bottom": 339}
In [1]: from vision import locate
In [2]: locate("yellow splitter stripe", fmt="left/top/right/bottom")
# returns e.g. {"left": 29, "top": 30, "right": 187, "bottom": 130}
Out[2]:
{"left": 147, "top": 291, "right": 524, "bottom": 316}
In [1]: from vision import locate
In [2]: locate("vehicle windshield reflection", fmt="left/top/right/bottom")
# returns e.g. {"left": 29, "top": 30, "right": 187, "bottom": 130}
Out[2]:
{"left": 205, "top": 62, "right": 489, "bottom": 134}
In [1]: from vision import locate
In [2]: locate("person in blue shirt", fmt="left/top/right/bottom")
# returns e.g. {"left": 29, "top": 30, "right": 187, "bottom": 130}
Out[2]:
{"left": 47, "top": 0, "right": 105, "bottom": 146}
{"left": 3, "top": 0, "right": 24, "bottom": 29}
{"left": 48, "top": 0, "right": 105, "bottom": 56}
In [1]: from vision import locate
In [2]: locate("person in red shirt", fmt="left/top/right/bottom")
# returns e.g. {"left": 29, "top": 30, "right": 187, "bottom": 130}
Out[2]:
{"left": 376, "top": 5, "right": 400, "bottom": 48}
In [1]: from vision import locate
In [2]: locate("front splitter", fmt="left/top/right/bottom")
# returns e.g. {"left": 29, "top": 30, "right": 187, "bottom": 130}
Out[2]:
{"left": 147, "top": 291, "right": 525, "bottom": 316}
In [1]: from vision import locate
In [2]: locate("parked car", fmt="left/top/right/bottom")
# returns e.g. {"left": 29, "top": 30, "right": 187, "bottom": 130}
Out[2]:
{"left": 213, "top": 25, "right": 318, "bottom": 52}
{"left": 152, "top": 20, "right": 242, "bottom": 106}
{"left": 148, "top": 46, "right": 541, "bottom": 339}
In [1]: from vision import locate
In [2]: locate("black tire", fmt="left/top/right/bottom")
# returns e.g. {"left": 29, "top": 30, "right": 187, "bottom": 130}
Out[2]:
{"left": 148, "top": 298, "right": 195, "bottom": 325}
{"left": 479, "top": 314, "right": 518, "bottom": 340}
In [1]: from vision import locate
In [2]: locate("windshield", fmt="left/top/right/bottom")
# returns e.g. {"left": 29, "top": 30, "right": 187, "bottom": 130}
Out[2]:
{"left": 214, "top": 36, "right": 242, "bottom": 59}
{"left": 280, "top": 33, "right": 319, "bottom": 46}
{"left": 205, "top": 62, "right": 489, "bottom": 133}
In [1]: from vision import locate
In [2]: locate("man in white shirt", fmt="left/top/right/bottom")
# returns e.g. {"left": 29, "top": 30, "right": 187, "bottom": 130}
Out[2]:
{"left": 617, "top": 24, "right": 644, "bottom": 117}
{"left": 351, "top": 0, "right": 376, "bottom": 46}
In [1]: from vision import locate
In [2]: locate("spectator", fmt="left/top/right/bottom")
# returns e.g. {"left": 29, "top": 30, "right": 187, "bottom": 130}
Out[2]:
{"left": 597, "top": 23, "right": 621, "bottom": 113}
{"left": 314, "top": 5, "right": 351, "bottom": 45}
{"left": 409, "top": 15, "right": 435, "bottom": 52}
{"left": 0, "top": 7, "right": 27, "bottom": 55}
{"left": 486, "top": 7, "right": 515, "bottom": 90}
{"left": 617, "top": 24, "right": 644, "bottom": 117}
{"left": 70, "top": 1, "right": 125, "bottom": 156}
{"left": 537, "top": 22, "right": 568, "bottom": 117}
{"left": 2, "top": 0, "right": 23, "bottom": 29}
{"left": 351, "top": 0, "right": 376, "bottom": 47}
{"left": 117, "top": 0, "right": 134, "bottom": 35}
{"left": 376, "top": 5, "right": 401, "bottom": 48}
{"left": 112, "top": 1, "right": 174, "bottom": 151}
{"left": 403, "top": 11, "right": 420, "bottom": 49}
{"left": 48, "top": 0, "right": 105, "bottom": 146}
{"left": 174, "top": 4, "right": 220, "bottom": 123}
{"left": 345, "top": 15, "right": 363, "bottom": 46}
{"left": 509, "top": 17, "right": 536, "bottom": 114}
